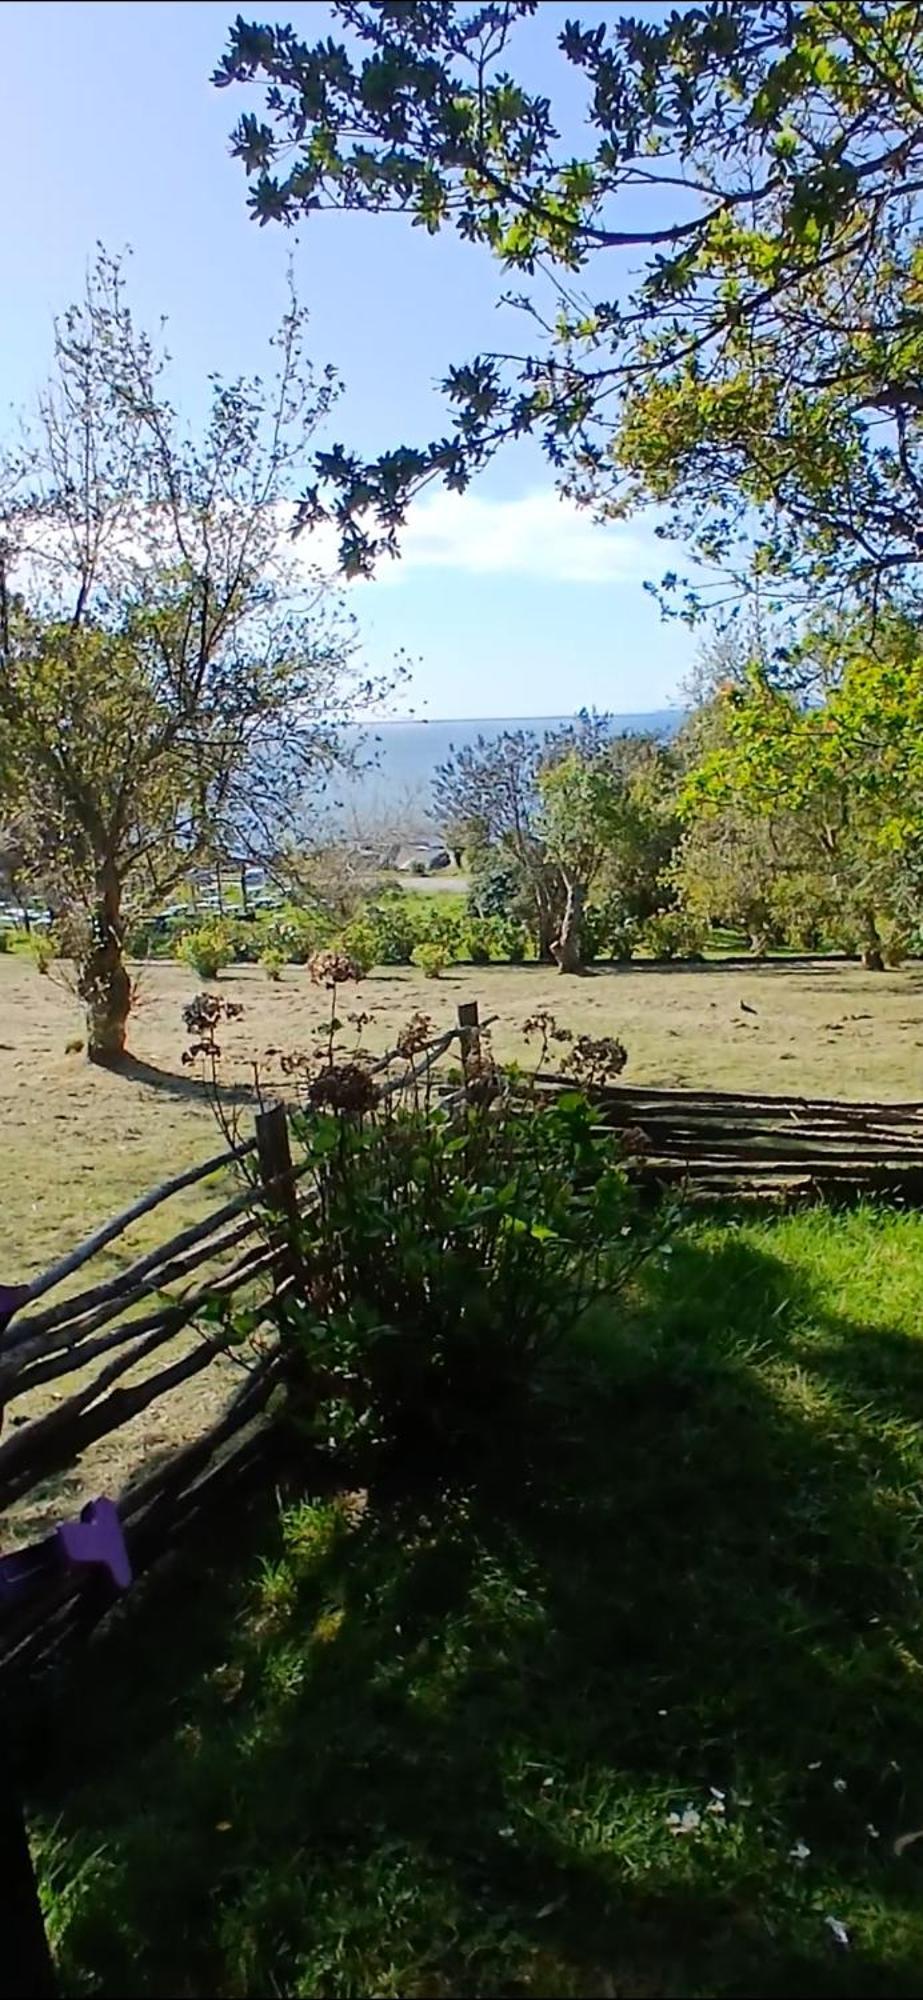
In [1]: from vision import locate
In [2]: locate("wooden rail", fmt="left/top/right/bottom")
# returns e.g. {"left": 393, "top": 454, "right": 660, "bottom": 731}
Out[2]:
{"left": 541, "top": 1078, "right": 923, "bottom": 1200}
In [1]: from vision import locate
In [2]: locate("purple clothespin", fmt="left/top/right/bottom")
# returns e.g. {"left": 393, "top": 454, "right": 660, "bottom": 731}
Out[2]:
{"left": 55, "top": 1498, "right": 132, "bottom": 1591}
{"left": 0, "top": 1498, "right": 132, "bottom": 1607}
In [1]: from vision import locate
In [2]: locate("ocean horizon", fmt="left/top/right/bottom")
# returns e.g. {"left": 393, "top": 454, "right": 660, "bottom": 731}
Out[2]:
{"left": 324, "top": 710, "right": 682, "bottom": 832}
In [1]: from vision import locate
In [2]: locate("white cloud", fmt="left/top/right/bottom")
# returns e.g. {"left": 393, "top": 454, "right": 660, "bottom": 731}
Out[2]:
{"left": 379, "top": 486, "right": 652, "bottom": 586}
{"left": 291, "top": 487, "right": 656, "bottom": 589}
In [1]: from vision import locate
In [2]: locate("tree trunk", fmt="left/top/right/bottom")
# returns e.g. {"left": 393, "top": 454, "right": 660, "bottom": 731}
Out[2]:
{"left": 861, "top": 909, "right": 885, "bottom": 972}
{"left": 80, "top": 868, "right": 132, "bottom": 1066}
{"left": 552, "top": 878, "right": 585, "bottom": 974}
{"left": 215, "top": 858, "right": 224, "bottom": 916}
{"left": 239, "top": 863, "right": 250, "bottom": 916}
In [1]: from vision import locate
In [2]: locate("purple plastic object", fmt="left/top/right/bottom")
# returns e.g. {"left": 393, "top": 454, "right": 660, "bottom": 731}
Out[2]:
{"left": 55, "top": 1498, "right": 132, "bottom": 1591}
{"left": 0, "top": 1498, "right": 132, "bottom": 1607}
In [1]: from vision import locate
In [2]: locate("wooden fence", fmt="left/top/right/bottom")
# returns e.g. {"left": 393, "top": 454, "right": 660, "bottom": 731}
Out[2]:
{"left": 552, "top": 1078, "right": 923, "bottom": 1201}
{"left": 0, "top": 1010, "right": 484, "bottom": 1689}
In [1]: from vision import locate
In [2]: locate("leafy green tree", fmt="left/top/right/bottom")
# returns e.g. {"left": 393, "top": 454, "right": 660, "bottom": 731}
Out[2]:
{"left": 537, "top": 749, "right": 630, "bottom": 972}
{"left": 434, "top": 723, "right": 605, "bottom": 959}
{"left": 216, "top": 1, "right": 923, "bottom": 607}
{"left": 0, "top": 254, "right": 377, "bottom": 1063}
{"left": 682, "top": 618, "right": 923, "bottom": 965}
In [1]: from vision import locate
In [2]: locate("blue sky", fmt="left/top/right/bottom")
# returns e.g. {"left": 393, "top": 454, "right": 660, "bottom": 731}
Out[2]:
{"left": 2, "top": 0, "right": 697, "bottom": 719}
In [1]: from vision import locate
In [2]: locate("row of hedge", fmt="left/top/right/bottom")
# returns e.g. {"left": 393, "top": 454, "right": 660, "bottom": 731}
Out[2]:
{"left": 132, "top": 896, "right": 718, "bottom": 978}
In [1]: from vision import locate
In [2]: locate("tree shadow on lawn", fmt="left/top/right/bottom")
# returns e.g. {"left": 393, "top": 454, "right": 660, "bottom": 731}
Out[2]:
{"left": 118, "top": 1053, "right": 258, "bottom": 1109}
{"left": 26, "top": 1227, "right": 923, "bottom": 1999}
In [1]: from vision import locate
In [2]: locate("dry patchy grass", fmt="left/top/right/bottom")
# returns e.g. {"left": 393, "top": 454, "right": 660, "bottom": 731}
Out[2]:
{"left": 3, "top": 953, "right": 923, "bottom": 1280}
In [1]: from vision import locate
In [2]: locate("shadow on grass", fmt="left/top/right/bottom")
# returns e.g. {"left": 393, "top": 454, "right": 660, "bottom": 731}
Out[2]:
{"left": 25, "top": 1221, "right": 923, "bottom": 1998}
{"left": 118, "top": 1054, "right": 257, "bottom": 1109}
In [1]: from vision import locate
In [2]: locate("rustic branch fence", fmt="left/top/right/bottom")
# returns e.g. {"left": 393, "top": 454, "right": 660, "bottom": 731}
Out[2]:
{"left": 0, "top": 1011, "right": 486, "bottom": 1689}
{"left": 565, "top": 1080, "right": 923, "bottom": 1202}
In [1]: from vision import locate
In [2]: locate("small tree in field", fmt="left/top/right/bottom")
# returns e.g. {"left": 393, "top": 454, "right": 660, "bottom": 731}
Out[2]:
{"left": 0, "top": 252, "right": 380, "bottom": 1064}
{"left": 537, "top": 750, "right": 629, "bottom": 973}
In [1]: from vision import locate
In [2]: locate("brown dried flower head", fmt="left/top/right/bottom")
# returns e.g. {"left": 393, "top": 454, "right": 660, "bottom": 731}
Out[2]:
{"left": 569, "top": 1034, "right": 628, "bottom": 1086}
{"left": 308, "top": 1061, "right": 380, "bottom": 1115}
{"left": 309, "top": 950, "right": 365, "bottom": 990}
{"left": 395, "top": 1010, "right": 435, "bottom": 1058}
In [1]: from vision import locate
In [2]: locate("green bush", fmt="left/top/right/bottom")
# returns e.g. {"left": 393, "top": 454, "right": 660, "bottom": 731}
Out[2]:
{"left": 411, "top": 940, "right": 448, "bottom": 979}
{"left": 30, "top": 933, "right": 55, "bottom": 975}
{"left": 263, "top": 908, "right": 332, "bottom": 964}
{"left": 179, "top": 922, "right": 234, "bottom": 979}
{"left": 277, "top": 1082, "right": 639, "bottom": 1468}
{"left": 358, "top": 901, "right": 418, "bottom": 965}
{"left": 461, "top": 917, "right": 495, "bottom": 964}
{"left": 418, "top": 904, "right": 465, "bottom": 957}
{"left": 340, "top": 918, "right": 380, "bottom": 976}
{"left": 641, "top": 910, "right": 706, "bottom": 961}
{"left": 0, "top": 927, "right": 10, "bottom": 954}
{"left": 260, "top": 947, "right": 285, "bottom": 981}
{"left": 467, "top": 858, "right": 522, "bottom": 920}
{"left": 581, "top": 899, "right": 638, "bottom": 963}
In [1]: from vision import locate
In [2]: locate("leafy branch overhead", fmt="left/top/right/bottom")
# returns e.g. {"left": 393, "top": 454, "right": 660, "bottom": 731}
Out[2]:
{"left": 216, "top": 2, "right": 923, "bottom": 608}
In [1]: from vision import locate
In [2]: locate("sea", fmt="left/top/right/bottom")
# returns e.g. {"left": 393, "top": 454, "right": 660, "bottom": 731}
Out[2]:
{"left": 325, "top": 711, "right": 680, "bottom": 834}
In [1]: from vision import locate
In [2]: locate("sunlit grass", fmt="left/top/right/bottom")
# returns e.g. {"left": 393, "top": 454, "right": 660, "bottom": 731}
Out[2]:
{"left": 24, "top": 1202, "right": 923, "bottom": 1997}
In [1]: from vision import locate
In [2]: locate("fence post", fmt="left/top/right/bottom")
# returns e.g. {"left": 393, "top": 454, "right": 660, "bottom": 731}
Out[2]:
{"left": 456, "top": 1000, "right": 481, "bottom": 1098}
{"left": 255, "top": 1103, "right": 301, "bottom": 1291}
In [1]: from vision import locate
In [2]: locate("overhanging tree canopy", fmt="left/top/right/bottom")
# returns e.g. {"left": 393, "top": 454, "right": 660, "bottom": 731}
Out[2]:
{"left": 216, "top": 1, "right": 923, "bottom": 608}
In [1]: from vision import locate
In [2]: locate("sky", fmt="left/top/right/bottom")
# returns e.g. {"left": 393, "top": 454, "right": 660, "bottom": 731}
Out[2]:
{"left": 1, "top": 0, "right": 698, "bottom": 720}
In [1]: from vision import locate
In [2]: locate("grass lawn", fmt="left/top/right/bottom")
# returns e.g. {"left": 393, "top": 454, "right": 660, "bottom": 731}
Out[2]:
{"left": 4, "top": 954, "right": 923, "bottom": 1280}
{"left": 30, "top": 1203, "right": 923, "bottom": 1998}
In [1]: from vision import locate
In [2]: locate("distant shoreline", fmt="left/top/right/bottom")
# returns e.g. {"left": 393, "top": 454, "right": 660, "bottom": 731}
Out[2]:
{"left": 326, "top": 710, "right": 682, "bottom": 832}
{"left": 365, "top": 710, "right": 685, "bottom": 727}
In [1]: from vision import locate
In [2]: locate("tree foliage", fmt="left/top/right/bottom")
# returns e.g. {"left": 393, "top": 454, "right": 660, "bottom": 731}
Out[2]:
{"left": 217, "top": 1, "right": 923, "bottom": 610}
{"left": 0, "top": 252, "right": 380, "bottom": 1061}
{"left": 682, "top": 616, "right": 923, "bottom": 962}
{"left": 434, "top": 718, "right": 676, "bottom": 971}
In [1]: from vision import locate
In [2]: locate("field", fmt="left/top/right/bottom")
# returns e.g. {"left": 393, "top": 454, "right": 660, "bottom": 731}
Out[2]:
{"left": 31, "top": 1204, "right": 923, "bottom": 1998}
{"left": 4, "top": 950, "right": 923, "bottom": 1525}
{"left": 3, "top": 952, "right": 923, "bottom": 1278}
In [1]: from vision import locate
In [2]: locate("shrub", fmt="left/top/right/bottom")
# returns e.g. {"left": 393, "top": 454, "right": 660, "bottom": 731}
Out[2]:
{"left": 0, "top": 928, "right": 9, "bottom": 955}
{"left": 263, "top": 908, "right": 331, "bottom": 964}
{"left": 339, "top": 918, "right": 378, "bottom": 976}
{"left": 461, "top": 917, "right": 495, "bottom": 964}
{"left": 496, "top": 918, "right": 529, "bottom": 963}
{"left": 30, "top": 933, "right": 55, "bottom": 975}
{"left": 581, "top": 898, "right": 638, "bottom": 963}
{"left": 276, "top": 1078, "right": 641, "bottom": 1469}
{"left": 179, "top": 922, "right": 234, "bottom": 979}
{"left": 411, "top": 940, "right": 448, "bottom": 979}
{"left": 467, "top": 858, "right": 522, "bottom": 920}
{"left": 260, "top": 947, "right": 285, "bottom": 982}
{"left": 641, "top": 910, "right": 706, "bottom": 961}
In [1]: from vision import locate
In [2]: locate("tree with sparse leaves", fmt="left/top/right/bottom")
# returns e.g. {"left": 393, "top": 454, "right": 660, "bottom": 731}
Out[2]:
{"left": 0, "top": 253, "right": 380, "bottom": 1064}
{"left": 216, "top": 1, "right": 923, "bottom": 612}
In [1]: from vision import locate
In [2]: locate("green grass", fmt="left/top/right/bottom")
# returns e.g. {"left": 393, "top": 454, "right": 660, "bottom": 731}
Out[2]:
{"left": 25, "top": 1203, "right": 923, "bottom": 1996}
